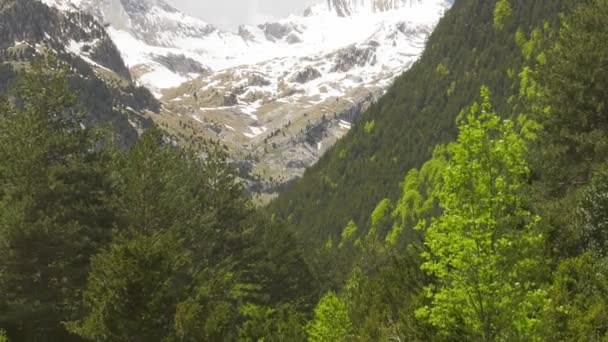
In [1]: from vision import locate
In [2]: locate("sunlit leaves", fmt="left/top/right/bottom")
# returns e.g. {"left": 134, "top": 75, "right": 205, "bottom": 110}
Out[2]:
{"left": 418, "top": 87, "right": 546, "bottom": 340}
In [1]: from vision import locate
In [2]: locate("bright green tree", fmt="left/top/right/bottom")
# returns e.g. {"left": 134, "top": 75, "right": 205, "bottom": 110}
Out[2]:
{"left": 417, "top": 87, "right": 546, "bottom": 340}
{"left": 307, "top": 291, "right": 352, "bottom": 342}
{"left": 493, "top": 0, "right": 513, "bottom": 30}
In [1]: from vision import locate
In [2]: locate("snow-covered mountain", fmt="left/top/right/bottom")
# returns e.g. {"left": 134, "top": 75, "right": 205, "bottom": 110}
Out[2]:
{"left": 39, "top": 0, "right": 452, "bottom": 195}
{"left": 0, "top": 0, "right": 157, "bottom": 147}
{"left": 42, "top": 0, "right": 450, "bottom": 91}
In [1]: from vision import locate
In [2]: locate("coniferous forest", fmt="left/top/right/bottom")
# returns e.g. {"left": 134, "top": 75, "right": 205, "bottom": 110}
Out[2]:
{"left": 3, "top": 0, "right": 608, "bottom": 340}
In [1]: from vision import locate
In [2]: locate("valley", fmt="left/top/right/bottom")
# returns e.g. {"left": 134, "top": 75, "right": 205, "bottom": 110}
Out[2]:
{"left": 40, "top": 0, "right": 451, "bottom": 196}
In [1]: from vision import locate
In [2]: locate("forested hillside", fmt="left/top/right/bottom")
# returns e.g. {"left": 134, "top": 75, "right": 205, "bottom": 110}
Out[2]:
{"left": 270, "top": 0, "right": 568, "bottom": 242}
{"left": 273, "top": 0, "right": 608, "bottom": 339}
{"left": 0, "top": 61, "right": 316, "bottom": 341}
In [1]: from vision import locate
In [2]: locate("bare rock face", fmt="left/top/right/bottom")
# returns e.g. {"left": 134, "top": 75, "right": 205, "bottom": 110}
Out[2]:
{"left": 328, "top": 0, "right": 435, "bottom": 16}
{"left": 330, "top": 0, "right": 354, "bottom": 17}
{"left": 286, "top": 34, "right": 302, "bottom": 44}
{"left": 290, "top": 66, "right": 322, "bottom": 84}
{"left": 248, "top": 73, "right": 271, "bottom": 87}
{"left": 223, "top": 93, "right": 238, "bottom": 106}
{"left": 258, "top": 22, "right": 303, "bottom": 43}
{"left": 154, "top": 53, "right": 209, "bottom": 76}
{"left": 331, "top": 45, "right": 377, "bottom": 72}
{"left": 194, "top": 88, "right": 238, "bottom": 107}
{"left": 73, "top": 0, "right": 216, "bottom": 47}
{"left": 238, "top": 25, "right": 257, "bottom": 42}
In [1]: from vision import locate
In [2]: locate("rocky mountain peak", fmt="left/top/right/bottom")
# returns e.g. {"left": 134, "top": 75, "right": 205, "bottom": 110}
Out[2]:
{"left": 43, "top": 0, "right": 216, "bottom": 47}
{"left": 327, "top": 0, "right": 422, "bottom": 16}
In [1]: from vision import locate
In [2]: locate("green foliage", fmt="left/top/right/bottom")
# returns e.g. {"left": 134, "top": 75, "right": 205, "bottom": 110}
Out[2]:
{"left": 67, "top": 127, "right": 260, "bottom": 340}
{"left": 0, "top": 330, "right": 7, "bottom": 342}
{"left": 172, "top": 269, "right": 241, "bottom": 341}
{"left": 525, "top": 0, "right": 608, "bottom": 259}
{"left": 435, "top": 63, "right": 449, "bottom": 76}
{"left": 67, "top": 233, "right": 189, "bottom": 341}
{"left": 446, "top": 80, "right": 457, "bottom": 96}
{"left": 307, "top": 292, "right": 352, "bottom": 342}
{"left": 340, "top": 250, "right": 435, "bottom": 342}
{"left": 541, "top": 252, "right": 608, "bottom": 340}
{"left": 418, "top": 87, "right": 546, "bottom": 340}
{"left": 493, "top": 0, "right": 513, "bottom": 30}
{"left": 0, "top": 56, "right": 115, "bottom": 341}
{"left": 387, "top": 152, "right": 445, "bottom": 248}
{"left": 271, "top": 0, "right": 569, "bottom": 260}
{"left": 368, "top": 198, "right": 392, "bottom": 238}
{"left": 6, "top": 0, "right": 608, "bottom": 341}
{"left": 0, "top": 56, "right": 315, "bottom": 341}
{"left": 245, "top": 216, "right": 317, "bottom": 310}
{"left": 239, "top": 303, "right": 308, "bottom": 342}
{"left": 575, "top": 170, "right": 608, "bottom": 255}
{"left": 339, "top": 220, "right": 359, "bottom": 249}
{"left": 536, "top": 0, "right": 608, "bottom": 194}
{"left": 363, "top": 120, "right": 375, "bottom": 134}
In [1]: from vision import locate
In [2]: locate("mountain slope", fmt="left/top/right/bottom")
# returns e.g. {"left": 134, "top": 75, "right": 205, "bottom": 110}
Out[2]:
{"left": 38, "top": 0, "right": 454, "bottom": 192}
{"left": 40, "top": 0, "right": 452, "bottom": 194}
{"left": 270, "top": 0, "right": 569, "bottom": 242}
{"left": 0, "top": 0, "right": 158, "bottom": 146}
{"left": 158, "top": 0, "right": 450, "bottom": 194}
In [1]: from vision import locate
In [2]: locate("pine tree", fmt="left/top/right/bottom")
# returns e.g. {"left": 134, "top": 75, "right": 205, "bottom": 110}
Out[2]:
{"left": 66, "top": 232, "right": 189, "bottom": 341}
{"left": 0, "top": 56, "right": 115, "bottom": 341}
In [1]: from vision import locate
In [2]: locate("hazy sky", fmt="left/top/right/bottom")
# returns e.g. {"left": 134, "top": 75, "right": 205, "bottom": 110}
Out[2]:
{"left": 166, "top": 0, "right": 320, "bottom": 31}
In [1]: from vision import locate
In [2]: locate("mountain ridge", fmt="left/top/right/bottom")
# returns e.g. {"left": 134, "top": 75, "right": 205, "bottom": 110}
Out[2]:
{"left": 0, "top": 0, "right": 158, "bottom": 147}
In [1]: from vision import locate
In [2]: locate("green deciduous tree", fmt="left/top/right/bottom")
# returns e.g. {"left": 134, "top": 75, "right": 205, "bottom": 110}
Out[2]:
{"left": 417, "top": 87, "right": 546, "bottom": 340}
{"left": 493, "top": 0, "right": 513, "bottom": 30}
{"left": 307, "top": 291, "right": 352, "bottom": 342}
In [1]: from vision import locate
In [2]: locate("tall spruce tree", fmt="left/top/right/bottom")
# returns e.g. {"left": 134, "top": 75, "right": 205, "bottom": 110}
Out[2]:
{"left": 0, "top": 57, "right": 115, "bottom": 340}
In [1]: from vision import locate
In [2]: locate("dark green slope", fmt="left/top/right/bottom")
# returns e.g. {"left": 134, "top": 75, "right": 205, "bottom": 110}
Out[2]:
{"left": 271, "top": 0, "right": 568, "bottom": 242}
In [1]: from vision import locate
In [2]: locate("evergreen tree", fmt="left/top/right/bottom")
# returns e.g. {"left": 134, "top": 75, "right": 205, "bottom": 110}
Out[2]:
{"left": 0, "top": 57, "right": 115, "bottom": 341}
{"left": 66, "top": 232, "right": 189, "bottom": 341}
{"left": 541, "top": 252, "right": 608, "bottom": 340}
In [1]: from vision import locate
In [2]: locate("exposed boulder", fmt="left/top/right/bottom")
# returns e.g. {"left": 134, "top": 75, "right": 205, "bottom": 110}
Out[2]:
{"left": 290, "top": 66, "right": 322, "bottom": 84}
{"left": 331, "top": 45, "right": 377, "bottom": 72}
{"left": 154, "top": 53, "right": 208, "bottom": 76}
